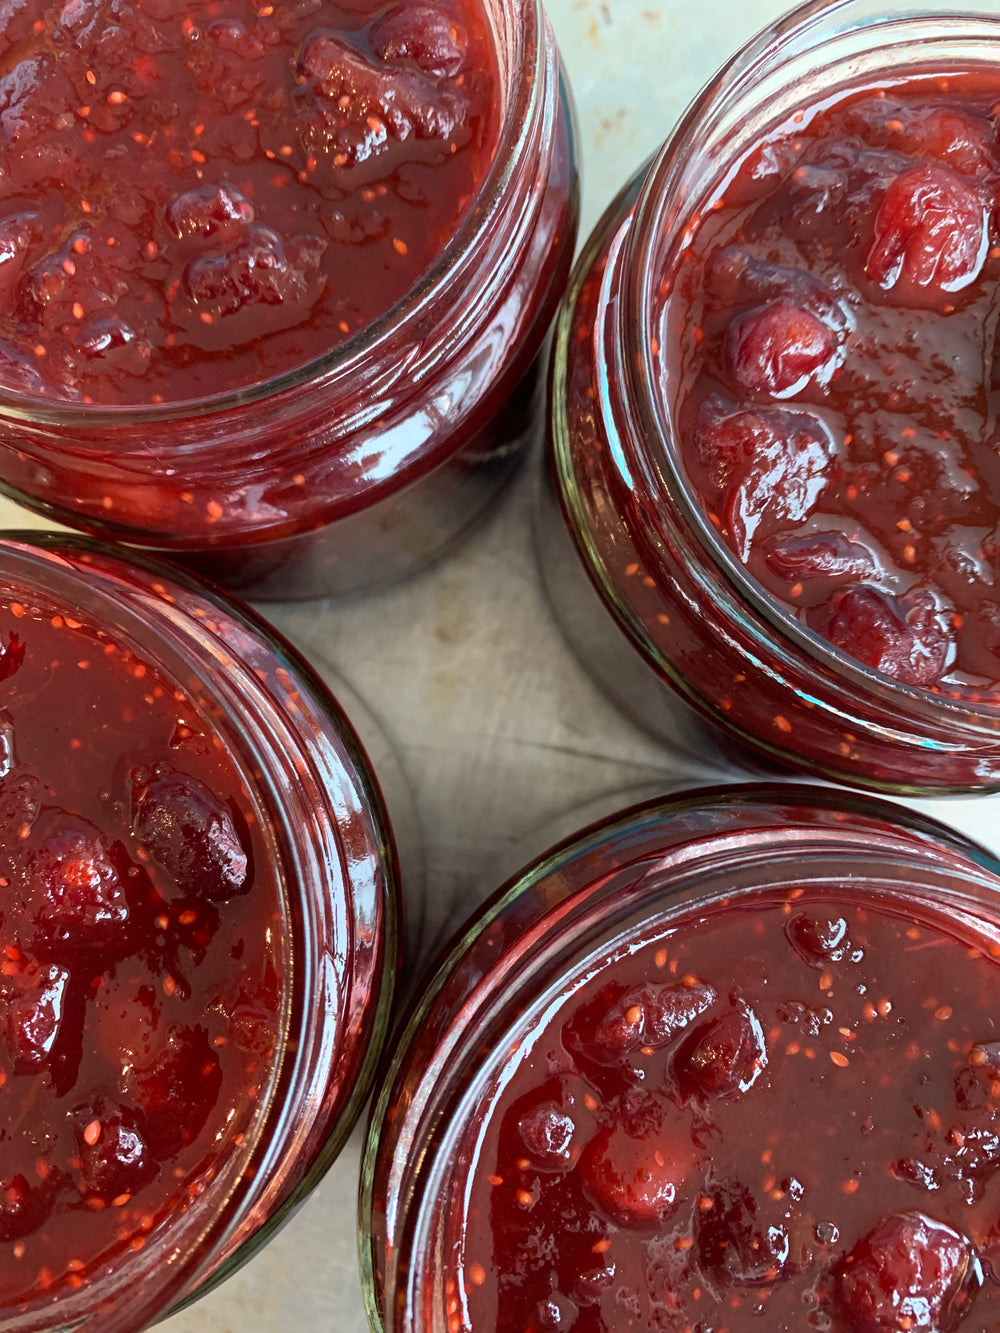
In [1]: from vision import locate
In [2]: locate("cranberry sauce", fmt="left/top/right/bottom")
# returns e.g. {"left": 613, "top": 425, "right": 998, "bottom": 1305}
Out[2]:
{"left": 458, "top": 888, "right": 1000, "bottom": 1333}
{"left": 665, "top": 74, "right": 1000, "bottom": 701}
{"left": 0, "top": 590, "right": 282, "bottom": 1306}
{"left": 0, "top": 0, "right": 498, "bottom": 405}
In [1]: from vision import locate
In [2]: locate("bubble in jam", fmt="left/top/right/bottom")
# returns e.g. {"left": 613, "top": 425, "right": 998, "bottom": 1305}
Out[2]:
{"left": 666, "top": 74, "right": 1000, "bottom": 697}
{"left": 456, "top": 890, "right": 1000, "bottom": 1331}
{"left": 0, "top": 591, "right": 282, "bottom": 1308}
{"left": 0, "top": 0, "right": 499, "bottom": 404}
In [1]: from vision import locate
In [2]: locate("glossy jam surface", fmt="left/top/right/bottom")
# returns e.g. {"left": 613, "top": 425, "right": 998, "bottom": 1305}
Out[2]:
{"left": 0, "top": 590, "right": 282, "bottom": 1306}
{"left": 459, "top": 890, "right": 1000, "bottom": 1332}
{"left": 666, "top": 75, "right": 1000, "bottom": 699}
{"left": 0, "top": 0, "right": 497, "bottom": 404}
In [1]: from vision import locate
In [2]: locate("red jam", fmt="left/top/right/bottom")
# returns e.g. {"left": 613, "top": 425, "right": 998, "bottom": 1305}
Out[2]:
{"left": 0, "top": 589, "right": 281, "bottom": 1304}
{"left": 668, "top": 75, "right": 1000, "bottom": 699}
{"left": 459, "top": 891, "right": 1000, "bottom": 1332}
{"left": 0, "top": 0, "right": 497, "bottom": 404}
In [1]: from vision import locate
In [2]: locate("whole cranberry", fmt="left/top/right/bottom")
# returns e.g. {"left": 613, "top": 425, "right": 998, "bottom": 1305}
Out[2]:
{"left": 835, "top": 1212, "right": 981, "bottom": 1333}
{"left": 578, "top": 1117, "right": 696, "bottom": 1229}
{"left": 132, "top": 772, "right": 249, "bottom": 902}
{"left": 676, "top": 999, "right": 768, "bottom": 1099}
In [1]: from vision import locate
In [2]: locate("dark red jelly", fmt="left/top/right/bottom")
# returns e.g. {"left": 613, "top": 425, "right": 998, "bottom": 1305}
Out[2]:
{"left": 0, "top": 0, "right": 496, "bottom": 405}
{"left": 0, "top": 586, "right": 282, "bottom": 1309}
{"left": 362, "top": 787, "right": 1000, "bottom": 1333}
{"left": 0, "top": 534, "right": 399, "bottom": 1331}
{"left": 544, "top": 3, "right": 1000, "bottom": 789}
{"left": 0, "top": 0, "right": 577, "bottom": 600}
{"left": 671, "top": 77, "right": 1000, "bottom": 699}
{"left": 463, "top": 897, "right": 1000, "bottom": 1332}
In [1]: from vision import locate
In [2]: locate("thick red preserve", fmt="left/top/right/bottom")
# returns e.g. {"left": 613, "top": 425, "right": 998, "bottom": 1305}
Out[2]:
{"left": 0, "top": 0, "right": 577, "bottom": 597}
{"left": 0, "top": 534, "right": 398, "bottom": 1333}
{"left": 543, "top": 0, "right": 1000, "bottom": 792}
{"left": 362, "top": 785, "right": 1000, "bottom": 1333}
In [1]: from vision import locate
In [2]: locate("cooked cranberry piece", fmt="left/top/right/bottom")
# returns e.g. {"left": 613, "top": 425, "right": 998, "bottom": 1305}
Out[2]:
{"left": 823, "top": 585, "right": 953, "bottom": 687}
{"left": 518, "top": 1102, "right": 576, "bottom": 1167}
{"left": 179, "top": 225, "right": 326, "bottom": 343}
{"left": 786, "top": 912, "right": 853, "bottom": 967}
{"left": 370, "top": 3, "right": 468, "bottom": 77}
{"left": 0, "top": 1171, "right": 60, "bottom": 1243}
{"left": 166, "top": 181, "right": 256, "bottom": 247}
{"left": 0, "top": 629, "right": 23, "bottom": 682}
{"left": 835, "top": 1212, "right": 981, "bottom": 1333}
{"left": 74, "top": 317, "right": 152, "bottom": 378}
{"left": 0, "top": 211, "right": 38, "bottom": 297}
{"left": 533, "top": 1292, "right": 577, "bottom": 1331}
{"left": 697, "top": 1182, "right": 791, "bottom": 1286}
{"left": 569, "top": 980, "right": 716, "bottom": 1067}
{"left": 24, "top": 815, "right": 130, "bottom": 950}
{"left": 867, "top": 165, "right": 989, "bottom": 295}
{"left": 578, "top": 1118, "right": 694, "bottom": 1228}
{"left": 763, "top": 531, "right": 880, "bottom": 585}
{"left": 295, "top": 31, "right": 465, "bottom": 176}
{"left": 74, "top": 1098, "right": 157, "bottom": 1203}
{"left": 676, "top": 999, "right": 767, "bottom": 1099}
{"left": 693, "top": 398, "right": 834, "bottom": 558}
{"left": 3, "top": 960, "right": 70, "bottom": 1071}
{"left": 127, "top": 1024, "right": 222, "bottom": 1157}
{"left": 132, "top": 772, "right": 249, "bottom": 902}
{"left": 726, "top": 299, "right": 837, "bottom": 399}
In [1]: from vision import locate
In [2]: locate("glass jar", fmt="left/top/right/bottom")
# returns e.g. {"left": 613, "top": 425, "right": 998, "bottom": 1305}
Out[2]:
{"left": 0, "top": 0, "right": 578, "bottom": 602}
{"left": 0, "top": 532, "right": 399, "bottom": 1333}
{"left": 361, "top": 783, "right": 1000, "bottom": 1333}
{"left": 543, "top": 0, "right": 1000, "bottom": 794}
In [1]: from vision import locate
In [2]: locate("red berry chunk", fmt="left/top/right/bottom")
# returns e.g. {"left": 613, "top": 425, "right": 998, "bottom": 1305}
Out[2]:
{"left": 867, "top": 165, "right": 989, "bottom": 295}
{"left": 0, "top": 1173, "right": 59, "bottom": 1244}
{"left": 676, "top": 1000, "right": 767, "bottom": 1099}
{"left": 835, "top": 1213, "right": 981, "bottom": 1333}
{"left": 726, "top": 299, "right": 837, "bottom": 398}
{"left": 579, "top": 1118, "right": 694, "bottom": 1229}
{"left": 823, "top": 585, "right": 953, "bottom": 687}
{"left": 132, "top": 772, "right": 249, "bottom": 902}
{"left": 370, "top": 4, "right": 469, "bottom": 77}
{"left": 24, "top": 816, "right": 129, "bottom": 950}
{"left": 694, "top": 398, "right": 834, "bottom": 558}
{"left": 697, "top": 1182, "right": 791, "bottom": 1286}
{"left": 167, "top": 182, "right": 256, "bottom": 246}
{"left": 786, "top": 912, "right": 853, "bottom": 967}
{"left": 295, "top": 30, "right": 466, "bottom": 177}
{"left": 127, "top": 1024, "right": 223, "bottom": 1157}
{"left": 3, "top": 960, "right": 70, "bottom": 1071}
{"left": 74, "top": 1098, "right": 157, "bottom": 1203}
{"left": 763, "top": 531, "right": 880, "bottom": 585}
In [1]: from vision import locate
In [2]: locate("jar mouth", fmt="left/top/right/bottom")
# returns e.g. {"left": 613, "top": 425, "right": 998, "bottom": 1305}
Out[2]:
{"left": 365, "top": 783, "right": 1000, "bottom": 1332}
{"left": 0, "top": 0, "right": 544, "bottom": 428}
{"left": 0, "top": 534, "right": 362, "bottom": 1333}
{"left": 619, "top": 0, "right": 1000, "bottom": 727}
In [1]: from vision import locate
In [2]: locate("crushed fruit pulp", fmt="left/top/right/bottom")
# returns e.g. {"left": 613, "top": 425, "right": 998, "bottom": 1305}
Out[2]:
{"left": 0, "top": 0, "right": 498, "bottom": 404}
{"left": 459, "top": 888, "right": 1000, "bottom": 1332}
{"left": 665, "top": 73, "right": 1000, "bottom": 698}
{"left": 0, "top": 592, "right": 282, "bottom": 1306}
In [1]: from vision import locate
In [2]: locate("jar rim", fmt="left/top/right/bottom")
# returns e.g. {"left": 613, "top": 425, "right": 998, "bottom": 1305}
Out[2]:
{"left": 617, "top": 0, "right": 1000, "bottom": 729}
{"left": 361, "top": 781, "right": 1000, "bottom": 1332}
{"left": 0, "top": 0, "right": 545, "bottom": 430}
{"left": 0, "top": 533, "right": 398, "bottom": 1333}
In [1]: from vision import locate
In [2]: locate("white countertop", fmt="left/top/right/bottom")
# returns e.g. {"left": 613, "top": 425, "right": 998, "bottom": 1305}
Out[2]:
{"left": 2, "top": 1, "right": 997, "bottom": 1328}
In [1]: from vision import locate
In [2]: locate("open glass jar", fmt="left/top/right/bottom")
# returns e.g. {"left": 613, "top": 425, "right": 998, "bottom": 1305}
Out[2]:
{"left": 362, "top": 783, "right": 1000, "bottom": 1333}
{"left": 0, "top": 533, "right": 399, "bottom": 1333}
{"left": 543, "top": 0, "right": 1000, "bottom": 794}
{"left": 0, "top": 0, "right": 578, "bottom": 601}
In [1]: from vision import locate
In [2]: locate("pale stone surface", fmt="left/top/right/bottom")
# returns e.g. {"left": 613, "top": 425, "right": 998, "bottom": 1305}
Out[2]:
{"left": 0, "top": 1, "right": 995, "bottom": 1329}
